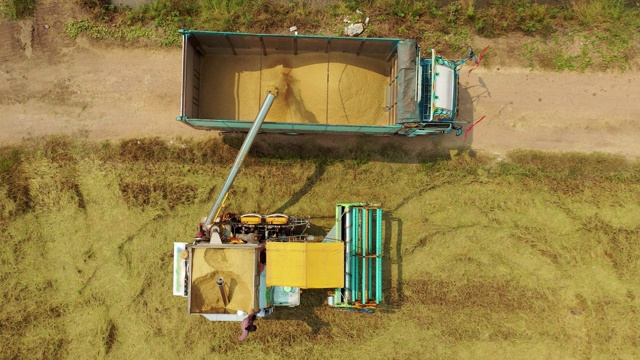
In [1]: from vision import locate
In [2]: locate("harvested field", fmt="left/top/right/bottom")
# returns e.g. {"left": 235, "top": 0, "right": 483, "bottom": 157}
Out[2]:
{"left": 1, "top": 138, "right": 639, "bottom": 359}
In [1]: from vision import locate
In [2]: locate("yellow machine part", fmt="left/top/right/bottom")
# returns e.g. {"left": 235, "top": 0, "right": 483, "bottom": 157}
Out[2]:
{"left": 265, "top": 214, "right": 289, "bottom": 225}
{"left": 240, "top": 214, "right": 263, "bottom": 225}
{"left": 266, "top": 242, "right": 344, "bottom": 288}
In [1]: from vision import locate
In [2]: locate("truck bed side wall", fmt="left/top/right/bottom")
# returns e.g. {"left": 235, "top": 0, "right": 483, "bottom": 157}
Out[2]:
{"left": 182, "top": 36, "right": 202, "bottom": 119}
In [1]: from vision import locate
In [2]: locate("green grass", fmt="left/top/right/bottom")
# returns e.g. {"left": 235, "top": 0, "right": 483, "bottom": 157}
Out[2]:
{"left": 519, "top": 28, "right": 637, "bottom": 72}
{"left": 64, "top": 19, "right": 157, "bottom": 42}
{"left": 1, "top": 136, "right": 639, "bottom": 358}
{"left": 0, "top": 0, "right": 36, "bottom": 20}
{"left": 52, "top": 0, "right": 640, "bottom": 70}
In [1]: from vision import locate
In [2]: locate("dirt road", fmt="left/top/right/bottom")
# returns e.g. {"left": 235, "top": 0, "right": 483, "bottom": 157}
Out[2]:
{"left": 460, "top": 67, "right": 640, "bottom": 158}
{"left": 2, "top": 18, "right": 639, "bottom": 158}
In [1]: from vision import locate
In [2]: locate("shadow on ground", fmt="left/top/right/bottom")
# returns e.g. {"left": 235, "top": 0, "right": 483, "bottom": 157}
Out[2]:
{"left": 265, "top": 289, "right": 330, "bottom": 334}
{"left": 219, "top": 85, "right": 475, "bottom": 165}
{"left": 382, "top": 212, "right": 404, "bottom": 312}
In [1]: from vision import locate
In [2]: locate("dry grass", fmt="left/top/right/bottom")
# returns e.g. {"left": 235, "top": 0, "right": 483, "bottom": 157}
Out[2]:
{"left": 56, "top": 0, "right": 640, "bottom": 70}
{"left": 1, "top": 137, "right": 639, "bottom": 359}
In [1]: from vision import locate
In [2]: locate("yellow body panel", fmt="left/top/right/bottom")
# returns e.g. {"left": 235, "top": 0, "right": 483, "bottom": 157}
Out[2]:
{"left": 266, "top": 242, "right": 344, "bottom": 288}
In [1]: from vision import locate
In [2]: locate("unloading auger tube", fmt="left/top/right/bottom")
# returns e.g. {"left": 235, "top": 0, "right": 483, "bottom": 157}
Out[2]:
{"left": 204, "top": 90, "right": 278, "bottom": 239}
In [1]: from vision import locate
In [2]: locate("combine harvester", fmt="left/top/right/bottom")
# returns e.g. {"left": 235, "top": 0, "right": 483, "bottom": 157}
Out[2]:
{"left": 173, "top": 31, "right": 471, "bottom": 325}
{"left": 173, "top": 89, "right": 384, "bottom": 322}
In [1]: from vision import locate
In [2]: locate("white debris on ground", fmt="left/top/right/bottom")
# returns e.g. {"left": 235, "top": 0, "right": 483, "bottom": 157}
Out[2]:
{"left": 344, "top": 23, "right": 364, "bottom": 36}
{"left": 343, "top": 9, "right": 368, "bottom": 36}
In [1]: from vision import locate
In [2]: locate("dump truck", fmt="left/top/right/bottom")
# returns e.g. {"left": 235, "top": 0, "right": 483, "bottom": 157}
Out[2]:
{"left": 178, "top": 30, "right": 464, "bottom": 137}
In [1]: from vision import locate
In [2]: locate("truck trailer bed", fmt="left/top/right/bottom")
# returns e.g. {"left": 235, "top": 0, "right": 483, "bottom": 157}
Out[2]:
{"left": 179, "top": 30, "right": 461, "bottom": 136}
{"left": 199, "top": 53, "right": 390, "bottom": 126}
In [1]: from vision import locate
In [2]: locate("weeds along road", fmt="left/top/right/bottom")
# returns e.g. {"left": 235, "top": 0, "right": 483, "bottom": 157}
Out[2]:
{"left": 1, "top": 39, "right": 640, "bottom": 158}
